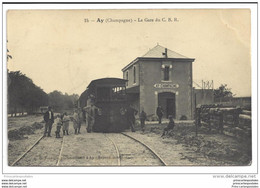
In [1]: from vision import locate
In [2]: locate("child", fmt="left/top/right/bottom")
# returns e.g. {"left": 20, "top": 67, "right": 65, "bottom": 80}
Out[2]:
{"left": 161, "top": 115, "right": 175, "bottom": 137}
{"left": 55, "top": 114, "right": 62, "bottom": 138}
{"left": 139, "top": 108, "right": 147, "bottom": 132}
{"left": 62, "top": 112, "right": 70, "bottom": 135}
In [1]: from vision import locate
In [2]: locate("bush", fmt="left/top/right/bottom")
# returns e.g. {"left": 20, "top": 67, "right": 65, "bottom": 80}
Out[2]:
{"left": 180, "top": 115, "right": 187, "bottom": 120}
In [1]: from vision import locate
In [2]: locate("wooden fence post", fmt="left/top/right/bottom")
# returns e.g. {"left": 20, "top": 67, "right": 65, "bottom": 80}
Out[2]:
{"left": 195, "top": 107, "right": 201, "bottom": 137}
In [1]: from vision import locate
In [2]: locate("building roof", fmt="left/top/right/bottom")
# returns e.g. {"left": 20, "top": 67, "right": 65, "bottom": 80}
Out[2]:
{"left": 142, "top": 44, "right": 188, "bottom": 59}
{"left": 122, "top": 44, "right": 194, "bottom": 71}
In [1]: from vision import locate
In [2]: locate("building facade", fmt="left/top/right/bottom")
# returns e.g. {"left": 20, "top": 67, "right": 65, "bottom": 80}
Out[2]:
{"left": 122, "top": 45, "right": 195, "bottom": 120}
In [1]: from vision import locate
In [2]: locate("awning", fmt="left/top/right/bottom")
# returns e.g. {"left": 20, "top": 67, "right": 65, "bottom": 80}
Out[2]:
{"left": 126, "top": 85, "right": 140, "bottom": 94}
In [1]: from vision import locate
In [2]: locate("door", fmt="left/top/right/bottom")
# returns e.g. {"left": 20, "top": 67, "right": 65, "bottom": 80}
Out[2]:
{"left": 158, "top": 92, "right": 176, "bottom": 119}
{"left": 166, "top": 98, "right": 175, "bottom": 118}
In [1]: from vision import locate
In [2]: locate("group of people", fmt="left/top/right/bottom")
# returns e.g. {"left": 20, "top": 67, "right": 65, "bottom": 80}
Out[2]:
{"left": 127, "top": 105, "right": 175, "bottom": 136}
{"left": 43, "top": 105, "right": 175, "bottom": 138}
{"left": 52, "top": 112, "right": 70, "bottom": 138}
{"left": 43, "top": 106, "right": 84, "bottom": 138}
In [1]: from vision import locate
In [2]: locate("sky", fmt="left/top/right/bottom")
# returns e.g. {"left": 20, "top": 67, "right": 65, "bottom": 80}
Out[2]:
{"left": 7, "top": 9, "right": 251, "bottom": 97}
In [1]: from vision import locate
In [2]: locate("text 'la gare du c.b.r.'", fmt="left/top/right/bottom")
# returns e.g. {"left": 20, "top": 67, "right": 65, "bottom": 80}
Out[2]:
{"left": 84, "top": 17, "right": 179, "bottom": 23}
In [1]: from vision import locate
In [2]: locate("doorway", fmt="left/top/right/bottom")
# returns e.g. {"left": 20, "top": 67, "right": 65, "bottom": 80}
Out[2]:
{"left": 158, "top": 92, "right": 176, "bottom": 118}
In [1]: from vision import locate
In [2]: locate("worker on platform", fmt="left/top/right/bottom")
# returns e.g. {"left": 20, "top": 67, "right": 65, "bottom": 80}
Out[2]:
{"left": 161, "top": 115, "right": 175, "bottom": 137}
{"left": 85, "top": 104, "right": 98, "bottom": 133}
{"left": 139, "top": 108, "right": 147, "bottom": 132}
{"left": 126, "top": 104, "right": 138, "bottom": 132}
{"left": 156, "top": 106, "right": 163, "bottom": 124}
{"left": 43, "top": 106, "right": 54, "bottom": 137}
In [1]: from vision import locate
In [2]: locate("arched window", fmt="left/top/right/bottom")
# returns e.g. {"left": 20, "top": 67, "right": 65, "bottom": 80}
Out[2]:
{"left": 133, "top": 66, "right": 136, "bottom": 83}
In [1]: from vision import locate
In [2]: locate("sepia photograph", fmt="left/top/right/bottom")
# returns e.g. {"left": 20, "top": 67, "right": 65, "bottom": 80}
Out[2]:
{"left": 1, "top": 3, "right": 258, "bottom": 187}
{"left": 5, "top": 8, "right": 253, "bottom": 167}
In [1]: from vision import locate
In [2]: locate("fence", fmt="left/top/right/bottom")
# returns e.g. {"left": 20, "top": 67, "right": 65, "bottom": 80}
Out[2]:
{"left": 195, "top": 104, "right": 251, "bottom": 140}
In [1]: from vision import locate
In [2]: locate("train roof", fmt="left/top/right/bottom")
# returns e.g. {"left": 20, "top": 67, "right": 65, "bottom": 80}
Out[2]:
{"left": 87, "top": 78, "right": 127, "bottom": 89}
{"left": 79, "top": 88, "right": 89, "bottom": 100}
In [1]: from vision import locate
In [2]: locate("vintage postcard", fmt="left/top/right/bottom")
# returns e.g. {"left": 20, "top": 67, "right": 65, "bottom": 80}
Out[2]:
{"left": 1, "top": 3, "right": 258, "bottom": 188}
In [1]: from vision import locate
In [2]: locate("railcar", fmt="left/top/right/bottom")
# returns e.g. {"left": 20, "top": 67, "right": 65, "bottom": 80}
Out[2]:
{"left": 80, "top": 78, "right": 129, "bottom": 132}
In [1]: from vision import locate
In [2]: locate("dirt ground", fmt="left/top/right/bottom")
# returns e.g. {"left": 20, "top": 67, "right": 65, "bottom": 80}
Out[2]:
{"left": 138, "top": 121, "right": 251, "bottom": 166}
{"left": 8, "top": 115, "right": 251, "bottom": 166}
{"left": 8, "top": 115, "right": 44, "bottom": 130}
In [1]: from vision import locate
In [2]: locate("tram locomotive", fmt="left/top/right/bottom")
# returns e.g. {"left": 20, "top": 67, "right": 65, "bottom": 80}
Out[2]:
{"left": 80, "top": 78, "right": 129, "bottom": 133}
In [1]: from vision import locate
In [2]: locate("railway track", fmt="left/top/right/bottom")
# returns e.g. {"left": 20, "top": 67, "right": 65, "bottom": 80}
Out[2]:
{"left": 105, "top": 133, "right": 167, "bottom": 166}
{"left": 11, "top": 132, "right": 167, "bottom": 166}
{"left": 11, "top": 135, "right": 45, "bottom": 166}
{"left": 104, "top": 134, "right": 121, "bottom": 166}
{"left": 11, "top": 134, "right": 65, "bottom": 166}
{"left": 56, "top": 136, "right": 65, "bottom": 166}
{"left": 120, "top": 133, "right": 168, "bottom": 166}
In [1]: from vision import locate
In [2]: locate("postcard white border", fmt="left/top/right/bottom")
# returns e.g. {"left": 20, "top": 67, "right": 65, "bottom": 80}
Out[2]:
{"left": 1, "top": 3, "right": 258, "bottom": 175}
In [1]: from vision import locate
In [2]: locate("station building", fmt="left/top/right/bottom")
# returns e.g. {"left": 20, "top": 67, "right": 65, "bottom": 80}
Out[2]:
{"left": 122, "top": 45, "right": 195, "bottom": 120}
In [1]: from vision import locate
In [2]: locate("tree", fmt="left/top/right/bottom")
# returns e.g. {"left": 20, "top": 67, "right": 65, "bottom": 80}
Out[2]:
{"left": 214, "top": 84, "right": 234, "bottom": 102}
{"left": 7, "top": 40, "right": 12, "bottom": 62}
{"left": 48, "top": 91, "right": 79, "bottom": 112}
{"left": 7, "top": 49, "right": 12, "bottom": 61}
{"left": 48, "top": 90, "right": 64, "bottom": 111}
{"left": 8, "top": 71, "right": 49, "bottom": 115}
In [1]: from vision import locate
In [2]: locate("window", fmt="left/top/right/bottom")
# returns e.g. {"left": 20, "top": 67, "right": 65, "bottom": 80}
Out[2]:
{"left": 126, "top": 71, "right": 128, "bottom": 86}
{"left": 133, "top": 66, "right": 136, "bottom": 83}
{"left": 164, "top": 66, "right": 170, "bottom": 81}
{"left": 111, "top": 87, "right": 126, "bottom": 101}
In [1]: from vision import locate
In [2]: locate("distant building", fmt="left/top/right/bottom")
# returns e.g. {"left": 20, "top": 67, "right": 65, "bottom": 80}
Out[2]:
{"left": 122, "top": 45, "right": 195, "bottom": 120}
{"left": 231, "top": 97, "right": 251, "bottom": 108}
{"left": 194, "top": 89, "right": 214, "bottom": 106}
{"left": 214, "top": 96, "right": 251, "bottom": 109}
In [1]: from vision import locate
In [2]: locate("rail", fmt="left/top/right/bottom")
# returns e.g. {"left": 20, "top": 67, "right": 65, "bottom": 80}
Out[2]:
{"left": 11, "top": 135, "right": 45, "bottom": 166}
{"left": 104, "top": 134, "right": 121, "bottom": 166}
{"left": 121, "top": 132, "right": 168, "bottom": 166}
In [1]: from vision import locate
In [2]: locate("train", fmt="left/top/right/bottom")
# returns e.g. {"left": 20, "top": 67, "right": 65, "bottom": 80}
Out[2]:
{"left": 79, "top": 78, "right": 130, "bottom": 133}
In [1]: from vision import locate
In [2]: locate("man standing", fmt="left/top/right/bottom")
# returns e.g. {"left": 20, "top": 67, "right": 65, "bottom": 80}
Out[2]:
{"left": 126, "top": 105, "right": 138, "bottom": 132}
{"left": 86, "top": 104, "right": 97, "bottom": 133}
{"left": 156, "top": 106, "right": 163, "bottom": 124}
{"left": 43, "top": 106, "right": 54, "bottom": 137}
{"left": 139, "top": 108, "right": 147, "bottom": 132}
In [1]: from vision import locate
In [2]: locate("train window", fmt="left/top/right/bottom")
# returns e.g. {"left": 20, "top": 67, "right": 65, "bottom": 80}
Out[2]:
{"left": 111, "top": 86, "right": 126, "bottom": 101}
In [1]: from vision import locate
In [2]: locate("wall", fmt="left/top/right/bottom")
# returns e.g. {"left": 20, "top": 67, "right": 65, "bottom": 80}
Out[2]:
{"left": 191, "top": 89, "right": 214, "bottom": 119}
{"left": 194, "top": 89, "right": 214, "bottom": 105}
{"left": 123, "top": 63, "right": 140, "bottom": 88}
{"left": 139, "top": 59, "right": 193, "bottom": 119}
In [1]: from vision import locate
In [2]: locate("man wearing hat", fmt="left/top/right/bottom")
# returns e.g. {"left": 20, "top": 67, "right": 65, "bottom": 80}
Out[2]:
{"left": 156, "top": 106, "right": 163, "bottom": 124}
{"left": 43, "top": 106, "right": 54, "bottom": 137}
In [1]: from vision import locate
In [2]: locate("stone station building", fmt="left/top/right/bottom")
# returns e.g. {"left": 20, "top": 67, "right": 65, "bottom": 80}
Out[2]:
{"left": 122, "top": 45, "right": 195, "bottom": 120}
